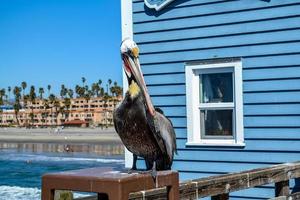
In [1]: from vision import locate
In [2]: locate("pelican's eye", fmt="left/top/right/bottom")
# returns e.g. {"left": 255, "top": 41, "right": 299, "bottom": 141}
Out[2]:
{"left": 132, "top": 47, "right": 139, "bottom": 58}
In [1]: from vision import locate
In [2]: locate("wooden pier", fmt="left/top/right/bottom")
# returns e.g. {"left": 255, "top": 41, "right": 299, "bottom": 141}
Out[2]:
{"left": 75, "top": 161, "right": 300, "bottom": 200}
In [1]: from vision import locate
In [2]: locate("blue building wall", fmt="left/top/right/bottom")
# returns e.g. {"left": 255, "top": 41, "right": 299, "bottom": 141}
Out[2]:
{"left": 132, "top": 0, "right": 300, "bottom": 199}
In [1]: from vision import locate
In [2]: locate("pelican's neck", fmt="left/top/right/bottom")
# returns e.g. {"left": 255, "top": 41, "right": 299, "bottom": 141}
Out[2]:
{"left": 128, "top": 80, "right": 140, "bottom": 99}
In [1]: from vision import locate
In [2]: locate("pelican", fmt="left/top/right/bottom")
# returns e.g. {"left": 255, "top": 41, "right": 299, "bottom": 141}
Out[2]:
{"left": 113, "top": 39, "right": 177, "bottom": 176}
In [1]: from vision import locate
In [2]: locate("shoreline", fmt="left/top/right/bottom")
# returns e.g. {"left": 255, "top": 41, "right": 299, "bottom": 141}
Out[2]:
{"left": 0, "top": 127, "right": 122, "bottom": 144}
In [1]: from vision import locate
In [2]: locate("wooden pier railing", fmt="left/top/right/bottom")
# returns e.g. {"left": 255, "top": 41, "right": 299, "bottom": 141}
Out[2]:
{"left": 77, "top": 161, "right": 300, "bottom": 200}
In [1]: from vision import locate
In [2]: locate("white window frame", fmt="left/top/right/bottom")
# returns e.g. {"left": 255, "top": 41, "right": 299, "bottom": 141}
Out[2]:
{"left": 185, "top": 61, "right": 245, "bottom": 147}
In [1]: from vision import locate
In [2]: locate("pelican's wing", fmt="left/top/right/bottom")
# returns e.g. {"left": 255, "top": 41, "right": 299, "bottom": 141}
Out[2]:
{"left": 155, "top": 112, "right": 177, "bottom": 160}
{"left": 146, "top": 111, "right": 166, "bottom": 155}
{"left": 147, "top": 111, "right": 177, "bottom": 161}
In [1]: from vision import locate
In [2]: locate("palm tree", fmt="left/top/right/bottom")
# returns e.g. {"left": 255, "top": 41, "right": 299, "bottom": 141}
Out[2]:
{"left": 60, "top": 84, "right": 67, "bottom": 99}
{"left": 47, "top": 85, "right": 51, "bottom": 97}
{"left": 0, "top": 89, "right": 5, "bottom": 105}
{"left": 75, "top": 85, "right": 84, "bottom": 98}
{"left": 42, "top": 99, "right": 49, "bottom": 126}
{"left": 110, "top": 81, "right": 123, "bottom": 111}
{"left": 0, "top": 89, "right": 5, "bottom": 126}
{"left": 108, "top": 79, "right": 112, "bottom": 96}
{"left": 82, "top": 77, "right": 86, "bottom": 87}
{"left": 21, "top": 81, "right": 27, "bottom": 99}
{"left": 28, "top": 86, "right": 36, "bottom": 126}
{"left": 91, "top": 83, "right": 100, "bottom": 97}
{"left": 84, "top": 90, "right": 92, "bottom": 103}
{"left": 13, "top": 87, "right": 21, "bottom": 126}
{"left": 100, "top": 88, "right": 104, "bottom": 97}
{"left": 7, "top": 86, "right": 11, "bottom": 103}
{"left": 39, "top": 87, "right": 44, "bottom": 99}
{"left": 48, "top": 94, "right": 56, "bottom": 126}
{"left": 110, "top": 81, "right": 117, "bottom": 97}
{"left": 53, "top": 99, "right": 60, "bottom": 126}
{"left": 63, "top": 97, "right": 71, "bottom": 122}
{"left": 111, "top": 82, "right": 123, "bottom": 97}
{"left": 68, "top": 89, "right": 74, "bottom": 99}
{"left": 103, "top": 92, "right": 112, "bottom": 128}
{"left": 97, "top": 79, "right": 103, "bottom": 97}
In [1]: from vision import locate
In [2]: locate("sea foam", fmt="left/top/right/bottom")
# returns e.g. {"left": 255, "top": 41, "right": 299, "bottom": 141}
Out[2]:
{"left": 0, "top": 152, "right": 124, "bottom": 164}
{"left": 0, "top": 185, "right": 40, "bottom": 200}
{"left": 0, "top": 185, "right": 90, "bottom": 200}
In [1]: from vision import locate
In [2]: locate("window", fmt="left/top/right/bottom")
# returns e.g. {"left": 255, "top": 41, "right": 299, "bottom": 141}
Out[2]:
{"left": 185, "top": 60, "right": 244, "bottom": 146}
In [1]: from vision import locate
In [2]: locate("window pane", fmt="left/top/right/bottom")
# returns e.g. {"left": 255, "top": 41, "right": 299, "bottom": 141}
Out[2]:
{"left": 200, "top": 110, "right": 233, "bottom": 137}
{"left": 200, "top": 73, "right": 233, "bottom": 103}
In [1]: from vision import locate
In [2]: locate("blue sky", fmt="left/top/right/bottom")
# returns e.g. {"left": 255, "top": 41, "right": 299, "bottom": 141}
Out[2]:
{"left": 0, "top": 0, "right": 122, "bottom": 95}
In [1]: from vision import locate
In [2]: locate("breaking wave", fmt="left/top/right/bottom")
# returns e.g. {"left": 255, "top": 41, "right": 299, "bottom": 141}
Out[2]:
{"left": 0, "top": 151, "right": 124, "bottom": 164}
{"left": 0, "top": 186, "right": 90, "bottom": 200}
{"left": 0, "top": 185, "right": 40, "bottom": 200}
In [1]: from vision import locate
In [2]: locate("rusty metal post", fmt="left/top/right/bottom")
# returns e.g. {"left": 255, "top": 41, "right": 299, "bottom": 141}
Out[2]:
{"left": 41, "top": 176, "right": 55, "bottom": 200}
{"left": 166, "top": 172, "right": 179, "bottom": 200}
{"left": 41, "top": 189, "right": 55, "bottom": 200}
{"left": 41, "top": 168, "right": 179, "bottom": 200}
{"left": 275, "top": 180, "right": 290, "bottom": 197}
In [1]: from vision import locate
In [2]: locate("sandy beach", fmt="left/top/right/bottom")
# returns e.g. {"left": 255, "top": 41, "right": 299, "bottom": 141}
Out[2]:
{"left": 0, "top": 127, "right": 122, "bottom": 144}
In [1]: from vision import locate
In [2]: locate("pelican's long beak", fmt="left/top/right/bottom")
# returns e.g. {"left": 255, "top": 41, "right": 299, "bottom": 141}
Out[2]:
{"left": 122, "top": 51, "right": 156, "bottom": 116}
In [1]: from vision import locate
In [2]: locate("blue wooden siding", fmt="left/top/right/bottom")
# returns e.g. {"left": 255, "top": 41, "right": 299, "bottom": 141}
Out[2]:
{"left": 132, "top": 0, "right": 300, "bottom": 198}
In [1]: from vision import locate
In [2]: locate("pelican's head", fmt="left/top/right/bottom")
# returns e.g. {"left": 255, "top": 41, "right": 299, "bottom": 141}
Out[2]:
{"left": 120, "top": 38, "right": 155, "bottom": 116}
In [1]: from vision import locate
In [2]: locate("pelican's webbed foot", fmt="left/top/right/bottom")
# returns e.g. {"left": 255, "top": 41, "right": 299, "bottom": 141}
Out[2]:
{"left": 150, "top": 161, "right": 157, "bottom": 182}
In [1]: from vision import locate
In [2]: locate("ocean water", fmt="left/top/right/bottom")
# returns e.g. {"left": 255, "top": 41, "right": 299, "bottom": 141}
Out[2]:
{"left": 0, "top": 148, "right": 125, "bottom": 200}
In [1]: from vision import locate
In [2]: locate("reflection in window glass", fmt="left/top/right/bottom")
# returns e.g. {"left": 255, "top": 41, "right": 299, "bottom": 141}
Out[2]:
{"left": 200, "top": 73, "right": 233, "bottom": 103}
{"left": 200, "top": 110, "right": 233, "bottom": 137}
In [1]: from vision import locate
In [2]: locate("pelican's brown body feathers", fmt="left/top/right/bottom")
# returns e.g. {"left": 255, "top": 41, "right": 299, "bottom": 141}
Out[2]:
{"left": 113, "top": 81, "right": 176, "bottom": 170}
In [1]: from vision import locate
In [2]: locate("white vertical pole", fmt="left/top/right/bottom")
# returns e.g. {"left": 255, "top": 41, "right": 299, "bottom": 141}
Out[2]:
{"left": 121, "top": 0, "right": 133, "bottom": 168}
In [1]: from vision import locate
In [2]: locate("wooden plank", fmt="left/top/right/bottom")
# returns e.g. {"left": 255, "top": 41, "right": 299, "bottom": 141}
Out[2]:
{"left": 142, "top": 63, "right": 184, "bottom": 74}
{"left": 244, "top": 104, "right": 300, "bottom": 116}
{"left": 140, "top": 54, "right": 300, "bottom": 73}
{"left": 195, "top": 162, "right": 300, "bottom": 197}
{"left": 175, "top": 150, "right": 300, "bottom": 164}
{"left": 134, "top": 5, "right": 300, "bottom": 33}
{"left": 243, "top": 54, "right": 300, "bottom": 69}
{"left": 244, "top": 79, "right": 300, "bottom": 92}
{"left": 172, "top": 160, "right": 273, "bottom": 174}
{"left": 139, "top": 42, "right": 300, "bottom": 64}
{"left": 244, "top": 116, "right": 300, "bottom": 127}
{"left": 129, "top": 187, "right": 167, "bottom": 200}
{"left": 134, "top": 17, "right": 300, "bottom": 44}
{"left": 125, "top": 162, "right": 300, "bottom": 199}
{"left": 173, "top": 126, "right": 300, "bottom": 139}
{"left": 144, "top": 73, "right": 184, "bottom": 85}
{"left": 144, "top": 69, "right": 300, "bottom": 87}
{"left": 243, "top": 66, "right": 300, "bottom": 80}
{"left": 133, "top": 0, "right": 299, "bottom": 23}
{"left": 171, "top": 115, "right": 300, "bottom": 135}
{"left": 139, "top": 29, "right": 300, "bottom": 54}
{"left": 148, "top": 85, "right": 185, "bottom": 96}
{"left": 244, "top": 91, "right": 300, "bottom": 104}
{"left": 176, "top": 138, "right": 300, "bottom": 151}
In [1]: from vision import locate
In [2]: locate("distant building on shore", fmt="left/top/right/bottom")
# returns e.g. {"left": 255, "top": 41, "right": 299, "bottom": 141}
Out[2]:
{"left": 0, "top": 96, "right": 122, "bottom": 128}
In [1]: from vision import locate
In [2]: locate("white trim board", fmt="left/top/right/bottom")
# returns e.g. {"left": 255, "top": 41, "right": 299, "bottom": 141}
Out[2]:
{"left": 121, "top": 0, "right": 133, "bottom": 168}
